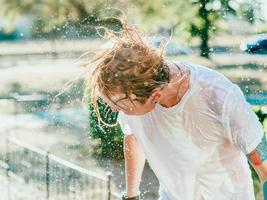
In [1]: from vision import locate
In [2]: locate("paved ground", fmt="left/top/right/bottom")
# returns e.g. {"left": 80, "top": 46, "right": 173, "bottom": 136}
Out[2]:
{"left": 0, "top": 40, "right": 103, "bottom": 56}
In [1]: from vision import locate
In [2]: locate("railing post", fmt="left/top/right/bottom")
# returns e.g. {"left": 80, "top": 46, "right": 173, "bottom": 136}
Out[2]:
{"left": 46, "top": 151, "right": 50, "bottom": 200}
{"left": 5, "top": 129, "right": 10, "bottom": 200}
{"left": 106, "top": 171, "right": 112, "bottom": 200}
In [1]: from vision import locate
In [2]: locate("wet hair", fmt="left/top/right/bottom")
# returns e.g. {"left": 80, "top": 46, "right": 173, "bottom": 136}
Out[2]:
{"left": 82, "top": 20, "right": 170, "bottom": 127}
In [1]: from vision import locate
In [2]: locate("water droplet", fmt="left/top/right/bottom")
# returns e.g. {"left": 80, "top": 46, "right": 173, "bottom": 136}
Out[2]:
{"left": 130, "top": 93, "right": 136, "bottom": 100}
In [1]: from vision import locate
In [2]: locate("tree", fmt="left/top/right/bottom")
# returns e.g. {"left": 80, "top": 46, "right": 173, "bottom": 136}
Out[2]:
{"left": 129, "top": 0, "right": 264, "bottom": 58}
{"left": 0, "top": 0, "right": 123, "bottom": 37}
{"left": 87, "top": 95, "right": 124, "bottom": 159}
{"left": 189, "top": 0, "right": 264, "bottom": 58}
{"left": 127, "top": 0, "right": 194, "bottom": 41}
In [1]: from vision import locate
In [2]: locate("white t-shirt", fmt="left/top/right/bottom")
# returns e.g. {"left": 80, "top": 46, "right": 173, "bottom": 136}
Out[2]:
{"left": 117, "top": 61, "right": 264, "bottom": 200}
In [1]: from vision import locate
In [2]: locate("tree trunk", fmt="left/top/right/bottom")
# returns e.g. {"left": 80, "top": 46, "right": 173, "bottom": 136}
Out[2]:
{"left": 200, "top": 24, "right": 209, "bottom": 58}
{"left": 199, "top": 0, "right": 211, "bottom": 58}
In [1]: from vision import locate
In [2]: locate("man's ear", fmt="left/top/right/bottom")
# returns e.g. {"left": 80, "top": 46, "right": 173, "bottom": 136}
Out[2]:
{"left": 148, "top": 90, "right": 161, "bottom": 103}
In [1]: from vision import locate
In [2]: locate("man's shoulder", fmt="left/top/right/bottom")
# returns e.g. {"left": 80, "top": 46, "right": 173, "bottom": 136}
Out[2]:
{"left": 174, "top": 60, "right": 231, "bottom": 88}
{"left": 195, "top": 74, "right": 237, "bottom": 116}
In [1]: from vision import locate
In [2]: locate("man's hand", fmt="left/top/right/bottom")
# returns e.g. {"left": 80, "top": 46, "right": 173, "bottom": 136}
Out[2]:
{"left": 121, "top": 193, "right": 140, "bottom": 200}
{"left": 247, "top": 135, "right": 267, "bottom": 199}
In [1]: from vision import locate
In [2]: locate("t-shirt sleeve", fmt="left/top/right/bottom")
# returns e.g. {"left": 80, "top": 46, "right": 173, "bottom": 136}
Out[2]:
{"left": 117, "top": 112, "right": 134, "bottom": 136}
{"left": 222, "top": 84, "right": 264, "bottom": 155}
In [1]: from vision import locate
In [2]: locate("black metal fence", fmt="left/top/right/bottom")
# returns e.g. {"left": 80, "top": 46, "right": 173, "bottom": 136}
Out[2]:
{"left": 0, "top": 135, "right": 121, "bottom": 200}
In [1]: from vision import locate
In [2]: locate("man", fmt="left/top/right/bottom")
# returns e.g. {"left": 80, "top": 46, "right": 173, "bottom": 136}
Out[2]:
{"left": 85, "top": 24, "right": 267, "bottom": 199}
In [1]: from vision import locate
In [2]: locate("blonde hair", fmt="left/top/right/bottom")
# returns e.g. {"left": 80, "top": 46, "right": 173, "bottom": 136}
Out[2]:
{"left": 82, "top": 20, "right": 170, "bottom": 127}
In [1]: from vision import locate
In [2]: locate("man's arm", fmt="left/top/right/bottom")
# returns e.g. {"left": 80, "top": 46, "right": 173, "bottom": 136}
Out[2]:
{"left": 124, "top": 134, "right": 146, "bottom": 198}
{"left": 247, "top": 135, "right": 267, "bottom": 199}
{"left": 221, "top": 85, "right": 267, "bottom": 198}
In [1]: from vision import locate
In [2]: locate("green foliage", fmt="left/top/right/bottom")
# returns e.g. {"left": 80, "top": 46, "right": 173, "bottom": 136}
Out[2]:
{"left": 1, "top": 0, "right": 124, "bottom": 38}
{"left": 128, "top": 0, "right": 195, "bottom": 41}
{"left": 87, "top": 95, "right": 124, "bottom": 160}
{"left": 189, "top": 0, "right": 261, "bottom": 58}
{"left": 250, "top": 164, "right": 262, "bottom": 199}
{"left": 131, "top": 0, "right": 264, "bottom": 58}
{"left": 256, "top": 24, "right": 267, "bottom": 34}
{"left": 1, "top": 0, "right": 264, "bottom": 54}
{"left": 252, "top": 107, "right": 267, "bottom": 198}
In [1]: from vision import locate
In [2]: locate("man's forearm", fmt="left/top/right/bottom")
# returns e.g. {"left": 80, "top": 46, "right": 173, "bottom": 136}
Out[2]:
{"left": 124, "top": 135, "right": 146, "bottom": 197}
{"left": 247, "top": 135, "right": 267, "bottom": 199}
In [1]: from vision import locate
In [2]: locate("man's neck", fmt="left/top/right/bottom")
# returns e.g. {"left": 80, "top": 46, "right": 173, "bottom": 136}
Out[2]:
{"left": 159, "top": 63, "right": 190, "bottom": 108}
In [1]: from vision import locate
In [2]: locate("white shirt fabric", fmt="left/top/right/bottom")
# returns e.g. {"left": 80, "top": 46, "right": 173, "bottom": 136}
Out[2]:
{"left": 117, "top": 61, "right": 264, "bottom": 200}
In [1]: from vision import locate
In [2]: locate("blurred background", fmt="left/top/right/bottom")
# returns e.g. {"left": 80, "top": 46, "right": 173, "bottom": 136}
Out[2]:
{"left": 0, "top": 0, "right": 266, "bottom": 199}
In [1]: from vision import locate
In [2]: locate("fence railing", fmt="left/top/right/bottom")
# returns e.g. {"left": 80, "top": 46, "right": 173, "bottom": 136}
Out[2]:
{"left": 1, "top": 135, "right": 121, "bottom": 200}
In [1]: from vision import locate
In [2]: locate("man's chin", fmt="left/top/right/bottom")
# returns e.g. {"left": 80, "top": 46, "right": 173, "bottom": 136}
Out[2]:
{"left": 124, "top": 110, "right": 151, "bottom": 116}
{"left": 122, "top": 111, "right": 142, "bottom": 116}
